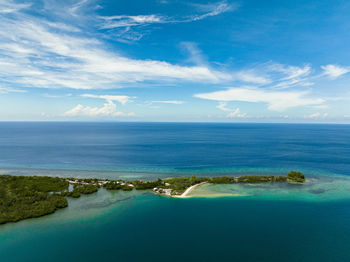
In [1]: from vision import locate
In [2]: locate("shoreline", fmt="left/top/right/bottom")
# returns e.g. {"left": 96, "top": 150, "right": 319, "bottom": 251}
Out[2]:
{"left": 0, "top": 172, "right": 306, "bottom": 225}
{"left": 174, "top": 182, "right": 208, "bottom": 198}
{"left": 175, "top": 182, "right": 248, "bottom": 198}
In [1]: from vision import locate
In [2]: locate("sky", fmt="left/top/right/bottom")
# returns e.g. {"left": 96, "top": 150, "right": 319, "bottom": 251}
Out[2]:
{"left": 1, "top": 0, "right": 350, "bottom": 122}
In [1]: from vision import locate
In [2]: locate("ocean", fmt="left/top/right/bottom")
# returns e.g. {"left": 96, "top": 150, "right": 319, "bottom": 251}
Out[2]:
{"left": 1, "top": 122, "right": 350, "bottom": 261}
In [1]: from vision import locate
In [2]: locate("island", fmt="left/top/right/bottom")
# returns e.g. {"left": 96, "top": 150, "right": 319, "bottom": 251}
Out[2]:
{"left": 0, "top": 171, "right": 305, "bottom": 225}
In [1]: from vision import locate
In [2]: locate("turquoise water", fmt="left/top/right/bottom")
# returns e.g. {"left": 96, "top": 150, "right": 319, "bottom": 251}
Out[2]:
{"left": 1, "top": 122, "right": 350, "bottom": 261}
{"left": 191, "top": 173, "right": 350, "bottom": 201}
{"left": 1, "top": 188, "right": 350, "bottom": 262}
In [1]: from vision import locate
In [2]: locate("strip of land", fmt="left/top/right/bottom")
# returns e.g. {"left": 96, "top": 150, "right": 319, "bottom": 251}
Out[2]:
{"left": 175, "top": 182, "right": 208, "bottom": 198}
{"left": 0, "top": 171, "right": 305, "bottom": 225}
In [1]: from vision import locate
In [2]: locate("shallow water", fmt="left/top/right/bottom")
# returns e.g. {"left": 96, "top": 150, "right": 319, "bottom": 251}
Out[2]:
{"left": 188, "top": 174, "right": 350, "bottom": 201}
{"left": 1, "top": 188, "right": 350, "bottom": 262}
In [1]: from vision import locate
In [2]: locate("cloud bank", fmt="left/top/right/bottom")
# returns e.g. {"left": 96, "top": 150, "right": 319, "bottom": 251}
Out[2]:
{"left": 63, "top": 100, "right": 135, "bottom": 117}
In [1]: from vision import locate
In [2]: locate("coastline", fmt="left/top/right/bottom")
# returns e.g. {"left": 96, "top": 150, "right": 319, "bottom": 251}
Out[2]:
{"left": 174, "top": 182, "right": 208, "bottom": 198}
{"left": 0, "top": 172, "right": 306, "bottom": 225}
{"left": 176, "top": 182, "right": 247, "bottom": 198}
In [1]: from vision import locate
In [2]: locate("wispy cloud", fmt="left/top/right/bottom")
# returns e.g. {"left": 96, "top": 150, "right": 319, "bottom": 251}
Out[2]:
{"left": 304, "top": 112, "right": 328, "bottom": 119}
{"left": 68, "top": 0, "right": 90, "bottom": 16}
{"left": 195, "top": 87, "right": 324, "bottom": 111}
{"left": 321, "top": 64, "right": 350, "bottom": 79}
{"left": 0, "top": 86, "right": 26, "bottom": 94}
{"left": 216, "top": 102, "right": 231, "bottom": 111}
{"left": 267, "top": 64, "right": 312, "bottom": 89}
{"left": 81, "top": 94, "right": 134, "bottom": 105}
{"left": 0, "top": 8, "right": 239, "bottom": 91}
{"left": 42, "top": 93, "right": 72, "bottom": 98}
{"left": 180, "top": 42, "right": 207, "bottom": 66}
{"left": 216, "top": 102, "right": 247, "bottom": 118}
{"left": 151, "top": 100, "right": 184, "bottom": 104}
{"left": 0, "top": 1, "right": 322, "bottom": 97}
{"left": 99, "top": 0, "right": 236, "bottom": 40}
{"left": 233, "top": 71, "right": 270, "bottom": 85}
{"left": 0, "top": 0, "right": 31, "bottom": 14}
{"left": 227, "top": 108, "right": 247, "bottom": 118}
{"left": 100, "top": 14, "right": 165, "bottom": 29}
{"left": 189, "top": 1, "right": 236, "bottom": 21}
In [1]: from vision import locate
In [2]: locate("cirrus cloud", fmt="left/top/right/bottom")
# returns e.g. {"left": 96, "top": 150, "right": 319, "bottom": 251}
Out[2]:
{"left": 195, "top": 87, "right": 324, "bottom": 111}
{"left": 81, "top": 94, "right": 134, "bottom": 105}
{"left": 321, "top": 64, "right": 350, "bottom": 79}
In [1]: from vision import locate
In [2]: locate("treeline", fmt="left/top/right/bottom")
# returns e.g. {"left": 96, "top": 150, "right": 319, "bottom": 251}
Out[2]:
{"left": 62, "top": 184, "right": 99, "bottom": 198}
{"left": 104, "top": 181, "right": 133, "bottom": 191}
{"left": 162, "top": 176, "right": 208, "bottom": 195}
{"left": 209, "top": 175, "right": 288, "bottom": 183}
{"left": 102, "top": 171, "right": 305, "bottom": 195}
{"left": 0, "top": 175, "right": 102, "bottom": 225}
{"left": 287, "top": 171, "right": 305, "bottom": 182}
{"left": 208, "top": 171, "right": 305, "bottom": 184}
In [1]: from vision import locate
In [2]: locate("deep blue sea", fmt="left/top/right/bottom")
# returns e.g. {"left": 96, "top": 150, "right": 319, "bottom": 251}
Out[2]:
{"left": 1, "top": 122, "right": 350, "bottom": 262}
{"left": 1, "top": 122, "right": 350, "bottom": 178}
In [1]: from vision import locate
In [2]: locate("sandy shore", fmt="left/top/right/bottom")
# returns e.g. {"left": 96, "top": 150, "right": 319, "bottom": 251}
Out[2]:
{"left": 175, "top": 182, "right": 248, "bottom": 198}
{"left": 174, "top": 182, "right": 208, "bottom": 198}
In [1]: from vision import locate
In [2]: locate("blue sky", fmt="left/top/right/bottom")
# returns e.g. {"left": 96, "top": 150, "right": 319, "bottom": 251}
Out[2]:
{"left": 1, "top": 0, "right": 350, "bottom": 122}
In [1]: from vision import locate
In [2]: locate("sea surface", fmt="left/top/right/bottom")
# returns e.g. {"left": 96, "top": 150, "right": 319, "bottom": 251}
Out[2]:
{"left": 1, "top": 122, "right": 350, "bottom": 262}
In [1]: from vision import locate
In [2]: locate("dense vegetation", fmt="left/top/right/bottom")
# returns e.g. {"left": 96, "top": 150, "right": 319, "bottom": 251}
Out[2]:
{"left": 104, "top": 181, "right": 134, "bottom": 191}
{"left": 0, "top": 175, "right": 69, "bottom": 225}
{"left": 62, "top": 183, "right": 99, "bottom": 198}
{"left": 0, "top": 175, "right": 101, "bottom": 225}
{"left": 287, "top": 171, "right": 306, "bottom": 183}
{"left": 162, "top": 176, "right": 208, "bottom": 195}
{"left": 0, "top": 171, "right": 306, "bottom": 225}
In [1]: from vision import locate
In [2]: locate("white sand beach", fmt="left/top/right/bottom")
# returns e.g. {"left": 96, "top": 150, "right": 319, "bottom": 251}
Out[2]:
{"left": 174, "top": 182, "right": 208, "bottom": 198}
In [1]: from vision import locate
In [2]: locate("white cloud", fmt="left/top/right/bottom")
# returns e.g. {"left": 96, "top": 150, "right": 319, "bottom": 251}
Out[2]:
{"left": 189, "top": 1, "right": 235, "bottom": 21}
{"left": 233, "top": 71, "right": 270, "bottom": 85}
{"left": 69, "top": 0, "right": 90, "bottom": 16}
{"left": 180, "top": 42, "right": 207, "bottom": 66}
{"left": 99, "top": 1, "right": 235, "bottom": 31}
{"left": 81, "top": 94, "right": 133, "bottom": 105}
{"left": 313, "top": 104, "right": 329, "bottom": 109}
{"left": 43, "top": 93, "right": 72, "bottom": 98}
{"left": 280, "top": 65, "right": 311, "bottom": 80}
{"left": 268, "top": 64, "right": 312, "bottom": 89}
{"left": 100, "top": 15, "right": 165, "bottom": 29}
{"left": 216, "top": 102, "right": 247, "bottom": 118}
{"left": 0, "top": 86, "right": 26, "bottom": 94}
{"left": 216, "top": 102, "right": 231, "bottom": 111}
{"left": 63, "top": 100, "right": 135, "bottom": 117}
{"left": 227, "top": 108, "right": 247, "bottom": 118}
{"left": 151, "top": 100, "right": 184, "bottom": 104}
{"left": 1, "top": 4, "right": 308, "bottom": 94}
{"left": 195, "top": 87, "right": 324, "bottom": 111}
{"left": 321, "top": 64, "right": 350, "bottom": 79}
{"left": 63, "top": 92, "right": 135, "bottom": 118}
{"left": 0, "top": 0, "right": 31, "bottom": 14}
{"left": 304, "top": 112, "right": 328, "bottom": 119}
{"left": 0, "top": 12, "right": 239, "bottom": 90}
